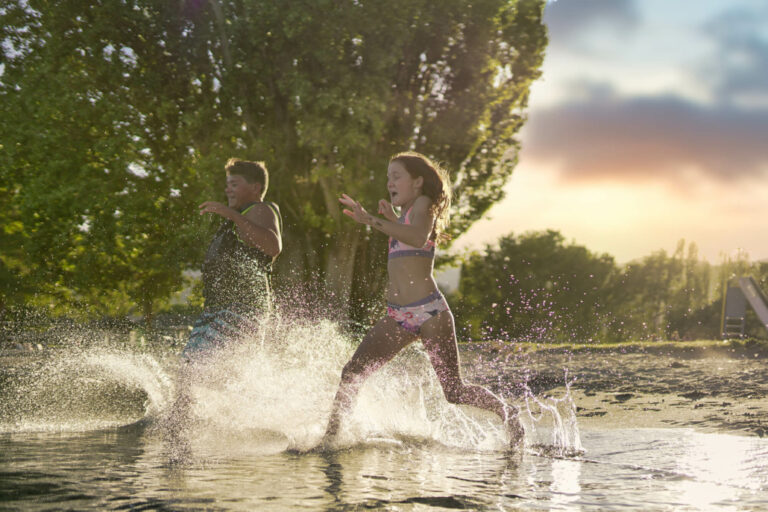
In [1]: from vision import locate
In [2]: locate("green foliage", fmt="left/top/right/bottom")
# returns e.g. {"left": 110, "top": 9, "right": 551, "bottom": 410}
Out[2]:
{"left": 605, "top": 240, "right": 716, "bottom": 341}
{"left": 2, "top": 0, "right": 216, "bottom": 322}
{"left": 451, "top": 233, "right": 761, "bottom": 343}
{"left": 1, "top": 0, "right": 548, "bottom": 325}
{"left": 453, "top": 230, "right": 615, "bottom": 342}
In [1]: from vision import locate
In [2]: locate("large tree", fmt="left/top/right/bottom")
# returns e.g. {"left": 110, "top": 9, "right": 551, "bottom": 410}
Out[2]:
{"left": 1, "top": 0, "right": 547, "bottom": 324}
{"left": 1, "top": 0, "right": 219, "bottom": 323}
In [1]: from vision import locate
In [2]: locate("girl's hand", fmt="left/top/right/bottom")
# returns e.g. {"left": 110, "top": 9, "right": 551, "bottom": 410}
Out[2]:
{"left": 339, "top": 193, "right": 372, "bottom": 225}
{"left": 377, "top": 199, "right": 398, "bottom": 222}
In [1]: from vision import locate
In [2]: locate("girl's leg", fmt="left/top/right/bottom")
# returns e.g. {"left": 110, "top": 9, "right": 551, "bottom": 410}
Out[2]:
{"left": 419, "top": 311, "right": 523, "bottom": 445}
{"left": 323, "top": 316, "right": 417, "bottom": 441}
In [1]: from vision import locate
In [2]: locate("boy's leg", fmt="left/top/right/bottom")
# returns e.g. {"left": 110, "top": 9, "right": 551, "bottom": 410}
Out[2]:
{"left": 164, "top": 362, "right": 195, "bottom": 462}
{"left": 323, "top": 316, "right": 417, "bottom": 440}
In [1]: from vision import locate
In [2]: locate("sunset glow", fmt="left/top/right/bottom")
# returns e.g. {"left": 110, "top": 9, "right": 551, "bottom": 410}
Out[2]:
{"left": 457, "top": 0, "right": 768, "bottom": 264}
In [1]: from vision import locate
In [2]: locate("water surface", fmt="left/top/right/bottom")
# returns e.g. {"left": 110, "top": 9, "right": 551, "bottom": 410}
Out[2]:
{"left": 2, "top": 426, "right": 767, "bottom": 511}
{"left": 2, "top": 322, "right": 767, "bottom": 510}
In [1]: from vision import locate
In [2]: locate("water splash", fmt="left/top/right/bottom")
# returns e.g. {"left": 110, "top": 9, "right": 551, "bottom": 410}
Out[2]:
{"left": 519, "top": 373, "right": 583, "bottom": 457}
{"left": 0, "top": 315, "right": 582, "bottom": 457}
{"left": 0, "top": 344, "right": 172, "bottom": 432}
{"left": 83, "top": 350, "right": 175, "bottom": 417}
{"left": 162, "top": 315, "right": 512, "bottom": 453}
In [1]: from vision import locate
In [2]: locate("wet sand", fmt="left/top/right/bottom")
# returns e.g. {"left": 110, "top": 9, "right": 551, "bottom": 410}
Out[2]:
{"left": 464, "top": 341, "right": 768, "bottom": 438}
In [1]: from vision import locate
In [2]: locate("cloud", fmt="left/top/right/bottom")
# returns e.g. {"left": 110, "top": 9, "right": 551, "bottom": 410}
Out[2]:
{"left": 543, "top": 0, "right": 640, "bottom": 43}
{"left": 700, "top": 5, "right": 768, "bottom": 104}
{"left": 522, "top": 86, "right": 768, "bottom": 186}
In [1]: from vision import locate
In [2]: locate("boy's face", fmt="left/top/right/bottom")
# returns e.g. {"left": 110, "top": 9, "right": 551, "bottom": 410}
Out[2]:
{"left": 225, "top": 174, "right": 260, "bottom": 209}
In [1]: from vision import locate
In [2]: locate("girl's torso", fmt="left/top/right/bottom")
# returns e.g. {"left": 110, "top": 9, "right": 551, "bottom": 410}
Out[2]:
{"left": 386, "top": 207, "right": 440, "bottom": 305}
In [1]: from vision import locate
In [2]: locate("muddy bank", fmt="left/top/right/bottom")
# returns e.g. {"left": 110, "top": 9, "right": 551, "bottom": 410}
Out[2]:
{"left": 464, "top": 341, "right": 768, "bottom": 438}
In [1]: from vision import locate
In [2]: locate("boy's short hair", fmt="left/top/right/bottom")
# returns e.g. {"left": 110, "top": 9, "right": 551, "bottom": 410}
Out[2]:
{"left": 225, "top": 158, "right": 269, "bottom": 197}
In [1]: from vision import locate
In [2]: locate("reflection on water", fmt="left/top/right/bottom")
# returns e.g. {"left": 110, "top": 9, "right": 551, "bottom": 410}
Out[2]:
{"left": 1, "top": 427, "right": 767, "bottom": 511}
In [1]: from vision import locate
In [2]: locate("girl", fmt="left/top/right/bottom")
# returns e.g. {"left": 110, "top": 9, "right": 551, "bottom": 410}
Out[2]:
{"left": 323, "top": 152, "right": 523, "bottom": 448}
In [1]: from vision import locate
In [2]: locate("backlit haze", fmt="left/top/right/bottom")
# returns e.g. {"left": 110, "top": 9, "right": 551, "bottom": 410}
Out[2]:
{"left": 455, "top": 0, "right": 768, "bottom": 264}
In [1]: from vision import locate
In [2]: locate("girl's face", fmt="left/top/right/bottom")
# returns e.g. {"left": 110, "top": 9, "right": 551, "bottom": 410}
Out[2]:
{"left": 387, "top": 161, "right": 423, "bottom": 207}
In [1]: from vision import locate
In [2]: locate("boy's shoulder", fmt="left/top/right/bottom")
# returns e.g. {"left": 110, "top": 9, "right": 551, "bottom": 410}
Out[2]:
{"left": 246, "top": 201, "right": 278, "bottom": 214}
{"left": 244, "top": 201, "right": 280, "bottom": 224}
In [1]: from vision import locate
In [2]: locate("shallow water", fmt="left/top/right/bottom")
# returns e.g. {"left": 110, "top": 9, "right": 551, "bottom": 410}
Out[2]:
{"left": 2, "top": 427, "right": 767, "bottom": 511}
{"left": 1, "top": 320, "right": 767, "bottom": 510}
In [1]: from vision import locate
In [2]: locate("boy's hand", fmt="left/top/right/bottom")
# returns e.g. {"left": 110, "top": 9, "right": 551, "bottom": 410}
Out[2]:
{"left": 199, "top": 201, "right": 235, "bottom": 220}
{"left": 377, "top": 199, "right": 398, "bottom": 222}
{"left": 339, "top": 194, "right": 372, "bottom": 225}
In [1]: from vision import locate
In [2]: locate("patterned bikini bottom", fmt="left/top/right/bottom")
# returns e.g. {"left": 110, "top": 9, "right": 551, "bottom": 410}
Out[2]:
{"left": 387, "top": 290, "right": 450, "bottom": 335}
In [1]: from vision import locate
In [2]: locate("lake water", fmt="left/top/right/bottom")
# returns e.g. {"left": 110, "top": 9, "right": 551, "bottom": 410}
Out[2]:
{"left": 3, "top": 426, "right": 767, "bottom": 511}
{"left": 2, "top": 320, "right": 767, "bottom": 511}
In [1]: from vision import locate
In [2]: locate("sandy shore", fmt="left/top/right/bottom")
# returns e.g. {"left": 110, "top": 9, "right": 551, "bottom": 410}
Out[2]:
{"left": 463, "top": 341, "right": 768, "bottom": 438}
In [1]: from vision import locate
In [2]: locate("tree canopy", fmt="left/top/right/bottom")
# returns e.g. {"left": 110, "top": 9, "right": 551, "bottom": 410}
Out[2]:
{"left": 0, "top": 0, "right": 548, "bottom": 324}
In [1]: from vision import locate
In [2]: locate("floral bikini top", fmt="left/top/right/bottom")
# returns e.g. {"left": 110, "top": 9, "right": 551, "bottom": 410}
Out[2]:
{"left": 388, "top": 207, "right": 436, "bottom": 260}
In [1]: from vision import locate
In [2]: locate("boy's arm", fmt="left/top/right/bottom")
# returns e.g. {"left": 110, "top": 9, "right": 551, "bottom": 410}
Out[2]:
{"left": 237, "top": 203, "right": 282, "bottom": 258}
{"left": 199, "top": 201, "right": 282, "bottom": 258}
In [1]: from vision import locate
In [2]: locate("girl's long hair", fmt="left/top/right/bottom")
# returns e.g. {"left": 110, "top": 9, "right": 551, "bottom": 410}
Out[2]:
{"left": 390, "top": 152, "right": 452, "bottom": 243}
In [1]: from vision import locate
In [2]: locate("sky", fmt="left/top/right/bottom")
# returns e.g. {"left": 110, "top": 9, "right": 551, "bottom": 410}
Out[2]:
{"left": 455, "top": 0, "right": 768, "bottom": 264}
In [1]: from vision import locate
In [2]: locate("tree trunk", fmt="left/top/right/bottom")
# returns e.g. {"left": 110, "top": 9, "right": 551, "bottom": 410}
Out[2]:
{"left": 324, "top": 226, "right": 361, "bottom": 322}
{"left": 142, "top": 296, "right": 154, "bottom": 331}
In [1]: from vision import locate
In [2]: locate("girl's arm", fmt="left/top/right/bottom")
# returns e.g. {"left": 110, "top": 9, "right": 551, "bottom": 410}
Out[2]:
{"left": 339, "top": 194, "right": 433, "bottom": 248}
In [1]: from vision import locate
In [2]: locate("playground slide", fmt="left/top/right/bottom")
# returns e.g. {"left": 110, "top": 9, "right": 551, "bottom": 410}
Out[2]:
{"left": 739, "top": 277, "right": 768, "bottom": 331}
